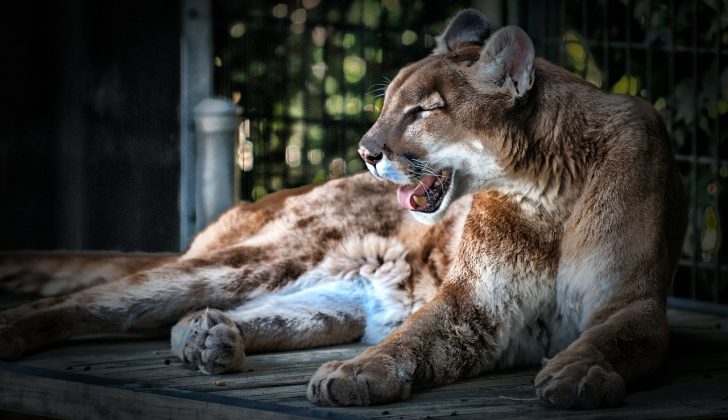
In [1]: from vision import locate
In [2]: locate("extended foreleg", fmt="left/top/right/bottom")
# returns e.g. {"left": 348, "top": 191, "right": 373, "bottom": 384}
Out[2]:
{"left": 306, "top": 286, "right": 503, "bottom": 406}
{"left": 535, "top": 299, "right": 668, "bottom": 409}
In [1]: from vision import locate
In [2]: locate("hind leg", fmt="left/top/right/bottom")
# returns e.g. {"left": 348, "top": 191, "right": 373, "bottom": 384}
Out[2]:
{"left": 172, "top": 279, "right": 370, "bottom": 374}
{"left": 172, "top": 235, "right": 413, "bottom": 374}
{"left": 0, "top": 251, "right": 176, "bottom": 296}
{"left": 0, "top": 246, "right": 315, "bottom": 360}
{"left": 173, "top": 234, "right": 415, "bottom": 375}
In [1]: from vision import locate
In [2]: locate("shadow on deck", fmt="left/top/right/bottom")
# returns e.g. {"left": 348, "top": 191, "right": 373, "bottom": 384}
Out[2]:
{"left": 0, "top": 309, "right": 726, "bottom": 419}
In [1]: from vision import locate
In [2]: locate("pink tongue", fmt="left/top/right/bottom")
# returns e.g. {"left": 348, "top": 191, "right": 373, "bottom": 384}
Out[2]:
{"left": 396, "top": 175, "right": 436, "bottom": 210}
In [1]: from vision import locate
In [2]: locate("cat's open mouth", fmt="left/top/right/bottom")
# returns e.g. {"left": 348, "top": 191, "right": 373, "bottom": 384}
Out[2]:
{"left": 396, "top": 169, "right": 453, "bottom": 213}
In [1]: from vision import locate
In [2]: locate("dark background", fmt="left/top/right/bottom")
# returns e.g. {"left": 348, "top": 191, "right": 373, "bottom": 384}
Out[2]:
{"left": 0, "top": 1, "right": 181, "bottom": 252}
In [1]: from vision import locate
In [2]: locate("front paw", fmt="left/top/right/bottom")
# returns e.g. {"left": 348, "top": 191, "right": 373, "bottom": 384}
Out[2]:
{"left": 535, "top": 356, "right": 625, "bottom": 409}
{"left": 171, "top": 309, "right": 245, "bottom": 375}
{"left": 307, "top": 352, "right": 412, "bottom": 406}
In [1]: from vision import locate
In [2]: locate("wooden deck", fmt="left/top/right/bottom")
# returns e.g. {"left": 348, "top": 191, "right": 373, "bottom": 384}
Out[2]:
{"left": 1, "top": 308, "right": 727, "bottom": 419}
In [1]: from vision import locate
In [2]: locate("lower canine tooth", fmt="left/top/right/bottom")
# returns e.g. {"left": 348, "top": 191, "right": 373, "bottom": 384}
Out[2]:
{"left": 413, "top": 196, "right": 427, "bottom": 206}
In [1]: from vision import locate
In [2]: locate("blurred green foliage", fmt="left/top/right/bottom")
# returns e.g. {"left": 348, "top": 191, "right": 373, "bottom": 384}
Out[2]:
{"left": 214, "top": 0, "right": 472, "bottom": 202}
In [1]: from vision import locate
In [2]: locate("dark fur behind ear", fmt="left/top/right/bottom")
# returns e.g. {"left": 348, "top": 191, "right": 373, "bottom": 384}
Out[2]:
{"left": 434, "top": 9, "right": 491, "bottom": 54}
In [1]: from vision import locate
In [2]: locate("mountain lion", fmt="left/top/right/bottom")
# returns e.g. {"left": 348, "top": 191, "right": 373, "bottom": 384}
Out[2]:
{"left": 0, "top": 9, "right": 687, "bottom": 410}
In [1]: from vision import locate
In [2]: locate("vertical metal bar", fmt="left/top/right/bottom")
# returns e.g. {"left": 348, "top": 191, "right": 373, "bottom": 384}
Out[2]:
{"left": 224, "top": 0, "right": 231, "bottom": 98}
{"left": 264, "top": 12, "right": 277, "bottom": 193}
{"left": 668, "top": 0, "right": 675, "bottom": 135}
{"left": 542, "top": 0, "right": 549, "bottom": 59}
{"left": 625, "top": 0, "right": 632, "bottom": 79}
{"left": 602, "top": 0, "right": 610, "bottom": 86}
{"left": 300, "top": 12, "right": 312, "bottom": 185}
{"left": 242, "top": 0, "right": 252, "bottom": 202}
{"left": 358, "top": 0, "right": 371, "bottom": 159}
{"left": 667, "top": 0, "right": 681, "bottom": 296}
{"left": 714, "top": 0, "right": 723, "bottom": 302}
{"left": 180, "top": 0, "right": 213, "bottom": 249}
{"left": 334, "top": 8, "right": 350, "bottom": 177}
{"left": 645, "top": 0, "right": 653, "bottom": 102}
{"left": 281, "top": 15, "right": 290, "bottom": 190}
{"left": 691, "top": 0, "right": 699, "bottom": 299}
{"left": 320, "top": 13, "right": 330, "bottom": 184}
{"left": 263, "top": 115, "right": 270, "bottom": 194}
{"left": 580, "top": 0, "right": 588, "bottom": 80}
{"left": 558, "top": 0, "right": 565, "bottom": 66}
{"left": 361, "top": 6, "right": 371, "bottom": 163}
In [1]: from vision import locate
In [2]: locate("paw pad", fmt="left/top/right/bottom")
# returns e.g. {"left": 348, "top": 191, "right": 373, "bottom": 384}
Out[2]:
{"left": 535, "top": 359, "right": 625, "bottom": 409}
{"left": 307, "top": 354, "right": 411, "bottom": 406}
{"left": 171, "top": 309, "right": 246, "bottom": 375}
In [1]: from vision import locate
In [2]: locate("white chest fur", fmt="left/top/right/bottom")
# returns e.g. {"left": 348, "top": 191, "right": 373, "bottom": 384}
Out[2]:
{"left": 556, "top": 252, "right": 617, "bottom": 332}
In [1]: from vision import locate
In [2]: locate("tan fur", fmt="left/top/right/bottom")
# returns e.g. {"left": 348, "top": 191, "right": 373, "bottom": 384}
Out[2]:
{"left": 0, "top": 174, "right": 466, "bottom": 365}
{"left": 0, "top": 252, "right": 176, "bottom": 296}
{"left": 306, "top": 10, "right": 687, "bottom": 409}
{"left": 0, "top": 10, "right": 686, "bottom": 410}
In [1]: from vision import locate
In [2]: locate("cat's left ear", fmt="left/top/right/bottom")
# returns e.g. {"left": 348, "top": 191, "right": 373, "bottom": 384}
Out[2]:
{"left": 433, "top": 9, "right": 491, "bottom": 54}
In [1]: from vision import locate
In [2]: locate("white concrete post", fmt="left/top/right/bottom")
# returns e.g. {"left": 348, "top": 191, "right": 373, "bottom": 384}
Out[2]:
{"left": 180, "top": 0, "right": 213, "bottom": 249}
{"left": 193, "top": 98, "right": 238, "bottom": 231}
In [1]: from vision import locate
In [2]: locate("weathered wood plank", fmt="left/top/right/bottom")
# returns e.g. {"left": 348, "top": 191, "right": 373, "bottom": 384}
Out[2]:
{"left": 17, "top": 342, "right": 366, "bottom": 386}
{"left": 1, "top": 311, "right": 727, "bottom": 419}
{"left": 667, "top": 308, "right": 727, "bottom": 326}
{"left": 94, "top": 345, "right": 366, "bottom": 383}
{"left": 274, "top": 368, "right": 728, "bottom": 419}
{"left": 0, "top": 363, "right": 364, "bottom": 420}
{"left": 22, "top": 339, "right": 172, "bottom": 368}
{"left": 215, "top": 384, "right": 310, "bottom": 402}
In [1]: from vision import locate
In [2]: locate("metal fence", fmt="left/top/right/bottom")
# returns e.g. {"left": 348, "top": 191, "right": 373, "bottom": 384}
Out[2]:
{"left": 212, "top": 0, "right": 727, "bottom": 313}
{"left": 518, "top": 0, "right": 728, "bottom": 313}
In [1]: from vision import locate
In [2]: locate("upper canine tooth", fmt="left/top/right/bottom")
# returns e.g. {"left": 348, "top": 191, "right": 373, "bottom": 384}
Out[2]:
{"left": 442, "top": 170, "right": 450, "bottom": 177}
{"left": 413, "top": 196, "right": 427, "bottom": 206}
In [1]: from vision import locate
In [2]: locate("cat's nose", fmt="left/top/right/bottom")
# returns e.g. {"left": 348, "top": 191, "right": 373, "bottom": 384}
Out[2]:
{"left": 359, "top": 147, "right": 383, "bottom": 166}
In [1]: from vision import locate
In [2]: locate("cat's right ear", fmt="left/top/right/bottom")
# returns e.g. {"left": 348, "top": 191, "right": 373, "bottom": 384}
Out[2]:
{"left": 433, "top": 9, "right": 491, "bottom": 54}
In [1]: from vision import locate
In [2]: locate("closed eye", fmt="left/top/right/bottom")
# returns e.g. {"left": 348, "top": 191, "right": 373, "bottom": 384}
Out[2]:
{"left": 406, "top": 106, "right": 424, "bottom": 118}
{"left": 405, "top": 104, "right": 442, "bottom": 119}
